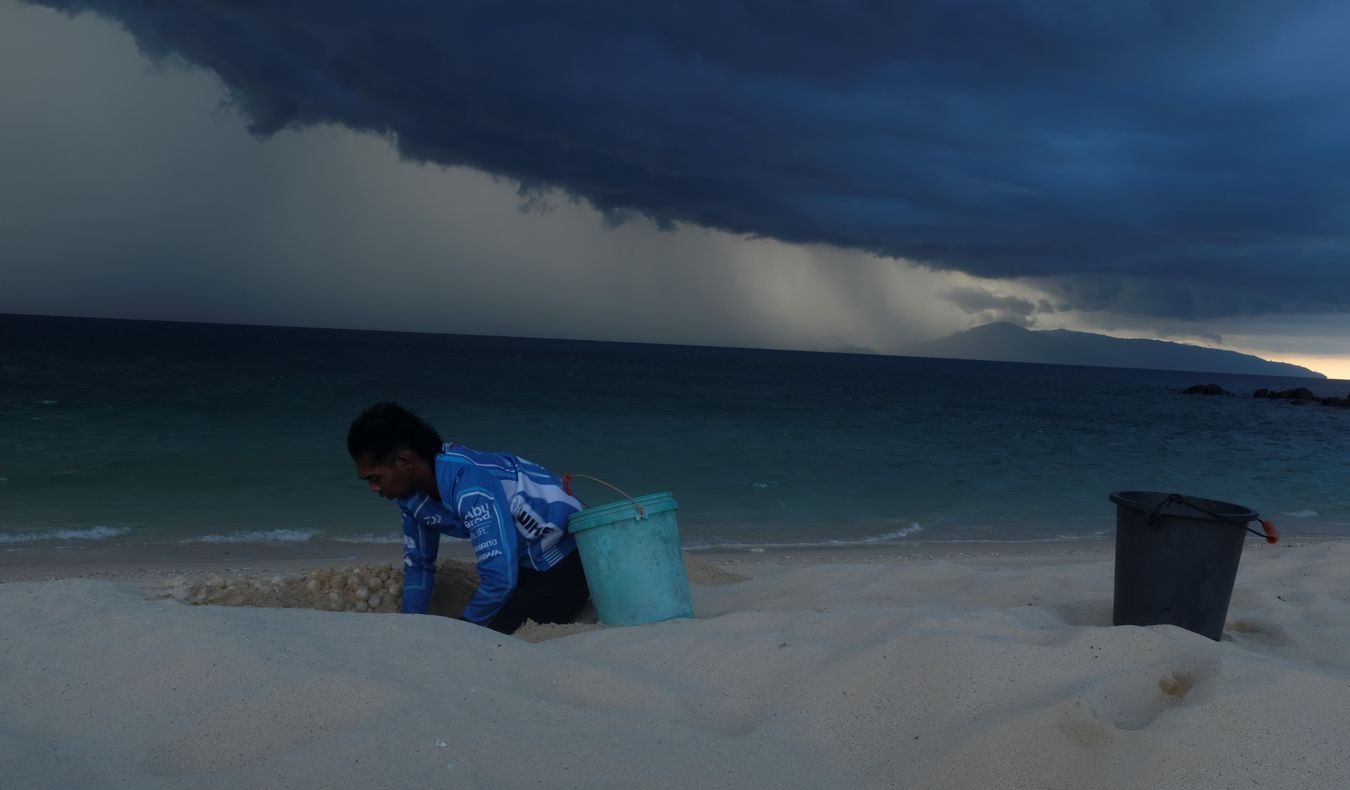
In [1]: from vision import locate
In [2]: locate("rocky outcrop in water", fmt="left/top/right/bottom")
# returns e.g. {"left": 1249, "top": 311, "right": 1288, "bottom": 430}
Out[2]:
{"left": 1183, "top": 384, "right": 1232, "bottom": 396}
{"left": 1250, "top": 387, "right": 1350, "bottom": 407}
{"left": 1255, "top": 387, "right": 1316, "bottom": 400}
{"left": 1184, "top": 385, "right": 1350, "bottom": 408}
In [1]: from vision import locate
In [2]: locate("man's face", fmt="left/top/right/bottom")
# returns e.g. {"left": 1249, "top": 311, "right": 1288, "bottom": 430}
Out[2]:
{"left": 354, "top": 450, "right": 416, "bottom": 500}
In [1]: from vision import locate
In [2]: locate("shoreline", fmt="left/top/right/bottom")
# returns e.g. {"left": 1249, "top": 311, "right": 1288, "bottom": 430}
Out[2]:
{"left": 2, "top": 532, "right": 1336, "bottom": 584}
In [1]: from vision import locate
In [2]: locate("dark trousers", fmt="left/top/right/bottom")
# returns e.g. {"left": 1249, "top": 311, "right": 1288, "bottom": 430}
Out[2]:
{"left": 487, "top": 549, "right": 591, "bottom": 634}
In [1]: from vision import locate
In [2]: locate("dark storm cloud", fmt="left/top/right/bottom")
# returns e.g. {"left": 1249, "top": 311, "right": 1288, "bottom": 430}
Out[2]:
{"left": 941, "top": 287, "right": 1039, "bottom": 326}
{"left": 28, "top": 1, "right": 1350, "bottom": 318}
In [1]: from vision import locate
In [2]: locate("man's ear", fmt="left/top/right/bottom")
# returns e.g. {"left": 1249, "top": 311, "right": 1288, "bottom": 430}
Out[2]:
{"left": 393, "top": 449, "right": 417, "bottom": 469}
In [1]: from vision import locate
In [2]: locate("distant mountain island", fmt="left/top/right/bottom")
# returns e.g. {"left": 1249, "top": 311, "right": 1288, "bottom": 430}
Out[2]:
{"left": 899, "top": 322, "right": 1325, "bottom": 379}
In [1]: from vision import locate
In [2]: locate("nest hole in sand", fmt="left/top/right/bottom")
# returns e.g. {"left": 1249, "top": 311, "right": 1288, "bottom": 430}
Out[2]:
{"left": 179, "top": 559, "right": 478, "bottom": 617}
{"left": 171, "top": 553, "right": 746, "bottom": 640}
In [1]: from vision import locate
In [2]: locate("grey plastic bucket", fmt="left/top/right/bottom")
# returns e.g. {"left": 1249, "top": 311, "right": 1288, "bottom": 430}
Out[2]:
{"left": 1109, "top": 491, "right": 1269, "bottom": 641}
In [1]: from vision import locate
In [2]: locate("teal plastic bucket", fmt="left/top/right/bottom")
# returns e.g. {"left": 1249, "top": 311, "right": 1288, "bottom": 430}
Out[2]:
{"left": 566, "top": 492, "right": 693, "bottom": 626}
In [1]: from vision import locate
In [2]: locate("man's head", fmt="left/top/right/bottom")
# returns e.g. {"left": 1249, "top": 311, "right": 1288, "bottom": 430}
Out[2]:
{"left": 347, "top": 402, "right": 443, "bottom": 500}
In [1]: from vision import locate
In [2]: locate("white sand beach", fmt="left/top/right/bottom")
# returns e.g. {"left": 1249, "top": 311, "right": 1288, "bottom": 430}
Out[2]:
{"left": 2, "top": 540, "right": 1348, "bottom": 789}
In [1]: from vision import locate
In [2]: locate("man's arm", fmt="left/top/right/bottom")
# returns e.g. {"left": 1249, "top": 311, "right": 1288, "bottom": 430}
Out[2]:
{"left": 452, "top": 465, "right": 519, "bottom": 626}
{"left": 400, "top": 510, "right": 440, "bottom": 614}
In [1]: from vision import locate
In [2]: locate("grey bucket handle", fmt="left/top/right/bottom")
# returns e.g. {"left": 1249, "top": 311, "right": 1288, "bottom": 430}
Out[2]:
{"left": 1145, "top": 493, "right": 1279, "bottom": 544}
{"left": 562, "top": 473, "right": 647, "bottom": 518}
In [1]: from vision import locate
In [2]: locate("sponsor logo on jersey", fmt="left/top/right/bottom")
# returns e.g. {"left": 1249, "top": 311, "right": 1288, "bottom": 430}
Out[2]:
{"left": 513, "top": 504, "right": 556, "bottom": 539}
{"left": 462, "top": 500, "right": 494, "bottom": 529}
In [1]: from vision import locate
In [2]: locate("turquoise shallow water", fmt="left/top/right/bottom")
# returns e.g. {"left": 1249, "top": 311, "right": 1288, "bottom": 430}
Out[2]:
{"left": 3, "top": 314, "right": 1349, "bottom": 553}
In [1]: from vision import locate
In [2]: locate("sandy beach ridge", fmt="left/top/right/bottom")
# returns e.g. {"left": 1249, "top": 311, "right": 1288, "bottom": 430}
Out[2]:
{"left": 2, "top": 539, "right": 1347, "bottom": 788}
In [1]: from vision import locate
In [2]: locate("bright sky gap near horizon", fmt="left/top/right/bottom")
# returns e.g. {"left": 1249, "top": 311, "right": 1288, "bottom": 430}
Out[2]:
{"left": 4, "top": 2, "right": 1350, "bottom": 378}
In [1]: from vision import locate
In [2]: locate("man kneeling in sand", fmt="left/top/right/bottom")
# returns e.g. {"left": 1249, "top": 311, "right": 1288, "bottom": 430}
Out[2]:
{"left": 347, "top": 402, "right": 591, "bottom": 634}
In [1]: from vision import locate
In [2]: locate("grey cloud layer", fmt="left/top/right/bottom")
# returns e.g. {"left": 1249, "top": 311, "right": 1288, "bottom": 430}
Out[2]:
{"left": 30, "top": 1, "right": 1350, "bottom": 318}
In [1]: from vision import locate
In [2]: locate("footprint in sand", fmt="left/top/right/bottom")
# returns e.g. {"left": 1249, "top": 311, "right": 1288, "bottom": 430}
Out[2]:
{"left": 1157, "top": 670, "right": 1195, "bottom": 699}
{"left": 1050, "top": 601, "right": 1113, "bottom": 627}
{"left": 1224, "top": 618, "right": 1292, "bottom": 647}
{"left": 1057, "top": 700, "right": 1115, "bottom": 748}
{"left": 1068, "top": 659, "right": 1220, "bottom": 735}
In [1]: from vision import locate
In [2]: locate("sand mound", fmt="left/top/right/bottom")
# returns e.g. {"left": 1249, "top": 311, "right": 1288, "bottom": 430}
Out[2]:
{"left": 5, "top": 543, "right": 1348, "bottom": 788}
{"left": 514, "top": 618, "right": 606, "bottom": 642}
{"left": 683, "top": 552, "right": 751, "bottom": 585}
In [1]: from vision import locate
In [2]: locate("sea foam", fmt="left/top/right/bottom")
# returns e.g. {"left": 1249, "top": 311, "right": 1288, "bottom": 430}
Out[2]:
{"left": 0, "top": 526, "right": 131, "bottom": 544}
{"left": 687, "top": 522, "right": 923, "bottom": 551}
{"left": 334, "top": 533, "right": 404, "bottom": 544}
{"left": 185, "top": 529, "right": 320, "bottom": 544}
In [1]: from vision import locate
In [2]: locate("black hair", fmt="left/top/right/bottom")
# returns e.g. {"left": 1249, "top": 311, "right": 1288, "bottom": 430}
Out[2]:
{"left": 346, "top": 402, "right": 444, "bottom": 463}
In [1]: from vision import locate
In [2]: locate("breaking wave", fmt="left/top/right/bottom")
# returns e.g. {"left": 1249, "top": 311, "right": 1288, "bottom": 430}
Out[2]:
{"left": 334, "top": 533, "right": 404, "bottom": 544}
{"left": 185, "top": 529, "right": 320, "bottom": 544}
{"left": 686, "top": 522, "right": 924, "bottom": 551}
{"left": 0, "top": 526, "right": 131, "bottom": 544}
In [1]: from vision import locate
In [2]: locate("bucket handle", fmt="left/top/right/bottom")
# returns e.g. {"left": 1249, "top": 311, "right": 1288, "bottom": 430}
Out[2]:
{"left": 562, "top": 473, "right": 647, "bottom": 518}
{"left": 1148, "top": 494, "right": 1279, "bottom": 544}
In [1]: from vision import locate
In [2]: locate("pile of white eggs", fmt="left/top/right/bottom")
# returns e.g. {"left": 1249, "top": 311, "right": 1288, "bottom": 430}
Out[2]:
{"left": 184, "top": 561, "right": 402, "bottom": 613}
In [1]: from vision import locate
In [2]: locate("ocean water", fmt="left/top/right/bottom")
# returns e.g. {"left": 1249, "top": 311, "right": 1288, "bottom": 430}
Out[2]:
{"left": 3, "top": 314, "right": 1349, "bottom": 554}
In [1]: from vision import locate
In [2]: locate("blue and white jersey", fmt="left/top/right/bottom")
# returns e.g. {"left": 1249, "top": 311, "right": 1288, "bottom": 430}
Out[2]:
{"left": 396, "top": 443, "right": 583, "bottom": 624}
